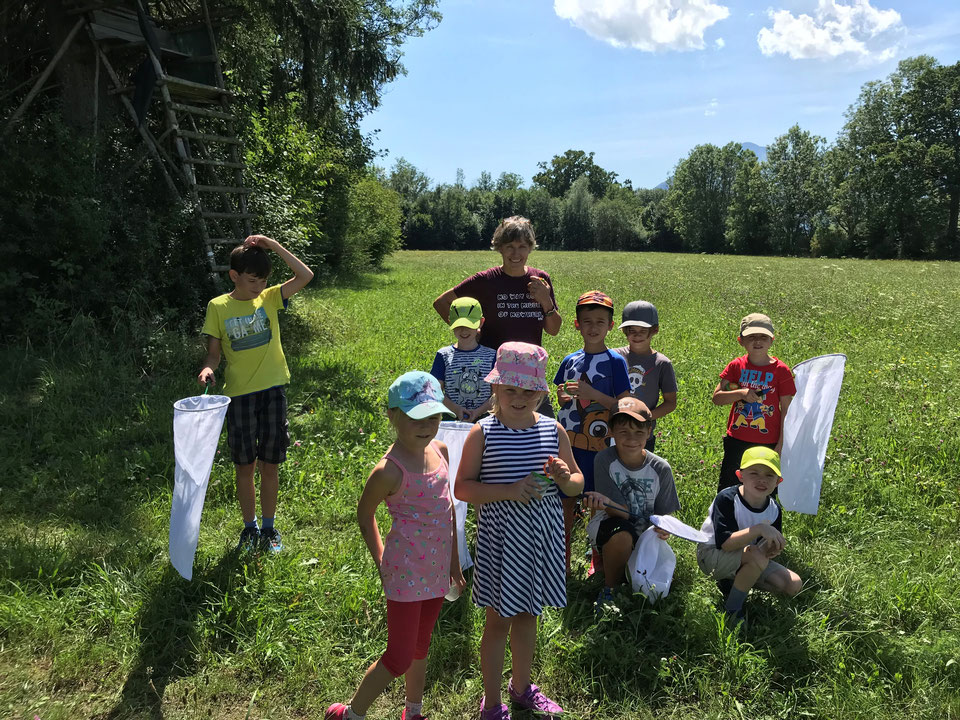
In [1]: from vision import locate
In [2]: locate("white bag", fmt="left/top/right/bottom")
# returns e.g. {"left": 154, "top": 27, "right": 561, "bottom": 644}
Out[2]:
{"left": 436, "top": 421, "right": 474, "bottom": 571}
{"left": 627, "top": 527, "right": 676, "bottom": 603}
{"left": 169, "top": 394, "right": 230, "bottom": 580}
{"left": 780, "top": 354, "right": 847, "bottom": 515}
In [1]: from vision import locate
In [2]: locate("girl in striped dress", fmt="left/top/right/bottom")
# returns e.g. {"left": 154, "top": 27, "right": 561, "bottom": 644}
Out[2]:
{"left": 456, "top": 342, "right": 584, "bottom": 720}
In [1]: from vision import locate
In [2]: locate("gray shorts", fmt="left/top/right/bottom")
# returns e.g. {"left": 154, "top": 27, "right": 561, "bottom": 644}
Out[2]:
{"left": 696, "top": 543, "right": 786, "bottom": 582}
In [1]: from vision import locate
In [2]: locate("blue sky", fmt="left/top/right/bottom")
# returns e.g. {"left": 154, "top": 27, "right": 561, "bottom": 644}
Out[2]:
{"left": 360, "top": 0, "right": 960, "bottom": 189}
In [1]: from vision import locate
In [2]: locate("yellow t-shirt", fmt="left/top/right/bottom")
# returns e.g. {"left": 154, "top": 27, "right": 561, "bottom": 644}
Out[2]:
{"left": 201, "top": 285, "right": 290, "bottom": 397}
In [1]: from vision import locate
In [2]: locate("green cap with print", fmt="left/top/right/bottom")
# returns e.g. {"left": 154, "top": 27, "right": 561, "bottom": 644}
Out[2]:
{"left": 449, "top": 296, "right": 483, "bottom": 330}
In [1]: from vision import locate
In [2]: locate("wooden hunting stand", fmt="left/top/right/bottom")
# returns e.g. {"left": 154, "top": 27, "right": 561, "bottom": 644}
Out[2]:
{"left": 4, "top": 0, "right": 251, "bottom": 273}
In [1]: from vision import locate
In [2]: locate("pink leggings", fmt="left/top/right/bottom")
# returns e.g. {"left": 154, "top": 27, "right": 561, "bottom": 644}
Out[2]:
{"left": 381, "top": 596, "right": 445, "bottom": 677}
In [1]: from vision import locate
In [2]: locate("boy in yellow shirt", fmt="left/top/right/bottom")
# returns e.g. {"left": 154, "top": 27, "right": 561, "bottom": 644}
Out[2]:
{"left": 198, "top": 235, "right": 313, "bottom": 552}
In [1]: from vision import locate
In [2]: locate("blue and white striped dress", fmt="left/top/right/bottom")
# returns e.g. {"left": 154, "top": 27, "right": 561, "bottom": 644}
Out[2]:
{"left": 472, "top": 414, "right": 566, "bottom": 617}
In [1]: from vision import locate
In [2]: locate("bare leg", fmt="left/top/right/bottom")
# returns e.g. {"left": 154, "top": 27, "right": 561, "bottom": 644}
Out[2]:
{"left": 508, "top": 613, "right": 537, "bottom": 693}
{"left": 235, "top": 462, "right": 257, "bottom": 523}
{"left": 733, "top": 546, "right": 767, "bottom": 592}
{"left": 259, "top": 461, "right": 279, "bottom": 519}
{"left": 404, "top": 657, "right": 428, "bottom": 705}
{"left": 600, "top": 532, "right": 633, "bottom": 588}
{"left": 481, "top": 608, "right": 512, "bottom": 707}
{"left": 349, "top": 660, "right": 395, "bottom": 715}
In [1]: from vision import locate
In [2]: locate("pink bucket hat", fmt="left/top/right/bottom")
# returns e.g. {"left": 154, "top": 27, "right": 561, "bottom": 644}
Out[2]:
{"left": 484, "top": 342, "right": 549, "bottom": 392}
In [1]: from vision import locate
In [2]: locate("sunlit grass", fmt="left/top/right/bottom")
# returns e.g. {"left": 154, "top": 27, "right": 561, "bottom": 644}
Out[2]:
{"left": 1, "top": 250, "right": 958, "bottom": 719}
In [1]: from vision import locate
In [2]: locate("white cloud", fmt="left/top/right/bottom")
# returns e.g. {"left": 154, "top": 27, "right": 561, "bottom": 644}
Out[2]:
{"left": 715, "top": 37, "right": 726, "bottom": 49}
{"left": 705, "top": 98, "right": 719, "bottom": 116}
{"left": 757, "top": 0, "right": 902, "bottom": 64}
{"left": 554, "top": 0, "right": 730, "bottom": 52}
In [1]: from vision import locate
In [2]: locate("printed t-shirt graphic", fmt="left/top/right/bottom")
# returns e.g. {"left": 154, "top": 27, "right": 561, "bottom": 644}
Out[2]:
{"left": 452, "top": 266, "right": 556, "bottom": 349}
{"left": 430, "top": 345, "right": 496, "bottom": 411}
{"left": 719, "top": 356, "right": 796, "bottom": 444}
{"left": 554, "top": 350, "right": 630, "bottom": 451}
{"left": 201, "top": 285, "right": 290, "bottom": 397}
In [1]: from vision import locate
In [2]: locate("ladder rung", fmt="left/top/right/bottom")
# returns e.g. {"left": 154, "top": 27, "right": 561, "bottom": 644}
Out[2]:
{"left": 177, "top": 129, "right": 241, "bottom": 145}
{"left": 201, "top": 211, "right": 255, "bottom": 220}
{"left": 182, "top": 158, "right": 245, "bottom": 169}
{"left": 170, "top": 102, "right": 236, "bottom": 121}
{"left": 207, "top": 237, "right": 244, "bottom": 246}
{"left": 160, "top": 74, "right": 230, "bottom": 95}
{"left": 196, "top": 185, "right": 252, "bottom": 194}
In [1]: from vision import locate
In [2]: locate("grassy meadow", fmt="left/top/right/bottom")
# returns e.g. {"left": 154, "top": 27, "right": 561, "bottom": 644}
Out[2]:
{"left": 1, "top": 250, "right": 959, "bottom": 720}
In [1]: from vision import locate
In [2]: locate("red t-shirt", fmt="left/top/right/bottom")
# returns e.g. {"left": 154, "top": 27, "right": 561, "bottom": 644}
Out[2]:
{"left": 453, "top": 266, "right": 556, "bottom": 350}
{"left": 720, "top": 356, "right": 797, "bottom": 444}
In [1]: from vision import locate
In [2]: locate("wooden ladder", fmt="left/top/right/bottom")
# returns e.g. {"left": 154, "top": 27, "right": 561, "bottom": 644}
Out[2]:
{"left": 71, "top": 0, "right": 252, "bottom": 273}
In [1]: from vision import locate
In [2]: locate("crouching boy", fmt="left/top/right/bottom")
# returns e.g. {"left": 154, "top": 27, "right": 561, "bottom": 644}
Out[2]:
{"left": 696, "top": 446, "right": 802, "bottom": 622}
{"left": 583, "top": 397, "right": 680, "bottom": 612}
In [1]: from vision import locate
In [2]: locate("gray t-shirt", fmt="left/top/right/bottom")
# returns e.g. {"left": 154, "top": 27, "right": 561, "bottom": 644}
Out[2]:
{"left": 611, "top": 348, "right": 677, "bottom": 431}
{"left": 592, "top": 446, "right": 680, "bottom": 535}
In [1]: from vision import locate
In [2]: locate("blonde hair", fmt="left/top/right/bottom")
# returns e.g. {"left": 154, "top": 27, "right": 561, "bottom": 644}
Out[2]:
{"left": 490, "top": 384, "right": 547, "bottom": 418}
{"left": 491, "top": 216, "right": 537, "bottom": 251}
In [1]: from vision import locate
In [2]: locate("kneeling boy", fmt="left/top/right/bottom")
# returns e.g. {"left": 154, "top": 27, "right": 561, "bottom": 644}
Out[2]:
{"left": 696, "top": 446, "right": 803, "bottom": 621}
{"left": 584, "top": 397, "right": 680, "bottom": 608}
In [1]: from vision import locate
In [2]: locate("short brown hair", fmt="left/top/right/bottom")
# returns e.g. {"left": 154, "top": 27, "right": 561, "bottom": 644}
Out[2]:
{"left": 230, "top": 243, "right": 271, "bottom": 277}
{"left": 491, "top": 216, "right": 537, "bottom": 251}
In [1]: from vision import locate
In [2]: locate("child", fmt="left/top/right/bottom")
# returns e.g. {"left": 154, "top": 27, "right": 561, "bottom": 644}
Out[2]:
{"left": 430, "top": 296, "right": 496, "bottom": 422}
{"left": 612, "top": 300, "right": 677, "bottom": 452}
{"left": 711, "top": 313, "right": 796, "bottom": 493}
{"left": 455, "top": 342, "right": 583, "bottom": 720}
{"left": 198, "top": 235, "right": 313, "bottom": 552}
{"left": 554, "top": 291, "right": 631, "bottom": 572}
{"left": 583, "top": 397, "right": 680, "bottom": 612}
{"left": 326, "top": 372, "right": 465, "bottom": 720}
{"left": 696, "top": 447, "right": 803, "bottom": 621}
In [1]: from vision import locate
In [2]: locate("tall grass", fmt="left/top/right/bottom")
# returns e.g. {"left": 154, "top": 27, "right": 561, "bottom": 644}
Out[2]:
{"left": 1, "top": 251, "right": 958, "bottom": 719}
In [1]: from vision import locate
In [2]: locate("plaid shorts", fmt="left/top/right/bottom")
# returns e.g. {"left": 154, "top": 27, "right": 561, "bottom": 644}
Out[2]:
{"left": 226, "top": 385, "right": 289, "bottom": 465}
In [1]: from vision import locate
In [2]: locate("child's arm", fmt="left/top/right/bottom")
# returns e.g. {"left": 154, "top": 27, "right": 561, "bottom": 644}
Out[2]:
{"left": 466, "top": 396, "right": 494, "bottom": 423}
{"left": 572, "top": 380, "right": 629, "bottom": 410}
{"left": 712, "top": 379, "right": 761, "bottom": 405}
{"left": 197, "top": 335, "right": 221, "bottom": 386}
{"left": 244, "top": 235, "right": 314, "bottom": 300}
{"left": 455, "top": 426, "right": 546, "bottom": 504}
{"left": 440, "top": 387, "right": 469, "bottom": 422}
{"left": 720, "top": 523, "right": 785, "bottom": 555}
{"left": 775, "top": 395, "right": 794, "bottom": 454}
{"left": 651, "top": 391, "right": 677, "bottom": 420}
{"left": 435, "top": 442, "right": 467, "bottom": 593}
{"left": 546, "top": 424, "right": 584, "bottom": 497}
{"left": 357, "top": 459, "right": 403, "bottom": 568}
{"left": 582, "top": 491, "right": 629, "bottom": 518}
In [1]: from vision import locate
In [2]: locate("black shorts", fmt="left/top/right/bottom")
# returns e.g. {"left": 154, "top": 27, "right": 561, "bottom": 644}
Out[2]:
{"left": 595, "top": 516, "right": 638, "bottom": 551}
{"left": 226, "top": 386, "right": 289, "bottom": 465}
{"left": 718, "top": 435, "right": 776, "bottom": 493}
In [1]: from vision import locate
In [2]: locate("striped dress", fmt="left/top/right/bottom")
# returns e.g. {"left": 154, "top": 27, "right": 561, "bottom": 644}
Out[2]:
{"left": 472, "top": 414, "right": 566, "bottom": 617}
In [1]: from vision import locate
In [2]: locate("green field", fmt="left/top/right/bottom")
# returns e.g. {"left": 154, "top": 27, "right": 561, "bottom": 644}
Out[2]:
{"left": 2, "top": 250, "right": 959, "bottom": 720}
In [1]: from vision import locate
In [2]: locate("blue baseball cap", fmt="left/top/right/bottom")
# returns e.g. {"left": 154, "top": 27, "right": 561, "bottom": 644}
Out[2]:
{"left": 388, "top": 371, "right": 456, "bottom": 419}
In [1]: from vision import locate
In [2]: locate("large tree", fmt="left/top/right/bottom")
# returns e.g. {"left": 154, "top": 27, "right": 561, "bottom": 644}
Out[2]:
{"left": 533, "top": 149, "right": 618, "bottom": 198}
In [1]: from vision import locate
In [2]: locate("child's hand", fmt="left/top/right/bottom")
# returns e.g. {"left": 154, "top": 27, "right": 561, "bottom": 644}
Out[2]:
{"left": 509, "top": 475, "right": 544, "bottom": 504}
{"left": 562, "top": 380, "right": 578, "bottom": 398}
{"left": 244, "top": 234, "right": 279, "bottom": 252}
{"left": 576, "top": 378, "right": 598, "bottom": 403}
{"left": 450, "top": 402, "right": 468, "bottom": 421}
{"left": 543, "top": 455, "right": 571, "bottom": 483}
{"left": 755, "top": 525, "right": 785, "bottom": 555}
{"left": 557, "top": 384, "right": 574, "bottom": 405}
{"left": 741, "top": 387, "right": 761, "bottom": 403}
{"left": 450, "top": 566, "right": 466, "bottom": 596}
{"left": 582, "top": 491, "right": 610, "bottom": 511}
{"left": 197, "top": 368, "right": 215, "bottom": 387}
{"left": 653, "top": 527, "right": 671, "bottom": 540}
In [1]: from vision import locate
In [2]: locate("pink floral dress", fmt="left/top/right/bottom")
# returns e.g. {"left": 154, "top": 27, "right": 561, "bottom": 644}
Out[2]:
{"left": 380, "top": 441, "right": 453, "bottom": 601}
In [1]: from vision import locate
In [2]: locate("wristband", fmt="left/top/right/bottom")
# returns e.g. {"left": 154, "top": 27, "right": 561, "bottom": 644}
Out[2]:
{"left": 544, "top": 304, "right": 557, "bottom": 317}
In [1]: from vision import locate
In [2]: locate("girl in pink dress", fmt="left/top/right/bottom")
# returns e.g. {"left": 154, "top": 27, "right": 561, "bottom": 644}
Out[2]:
{"left": 326, "top": 372, "right": 466, "bottom": 720}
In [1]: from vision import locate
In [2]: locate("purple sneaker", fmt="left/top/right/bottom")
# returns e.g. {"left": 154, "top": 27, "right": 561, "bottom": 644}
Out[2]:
{"left": 479, "top": 696, "right": 511, "bottom": 720}
{"left": 508, "top": 681, "right": 563, "bottom": 717}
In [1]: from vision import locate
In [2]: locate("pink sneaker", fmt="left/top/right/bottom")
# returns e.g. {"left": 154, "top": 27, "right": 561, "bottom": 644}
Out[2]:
{"left": 401, "top": 709, "right": 428, "bottom": 720}
{"left": 325, "top": 703, "right": 348, "bottom": 720}
{"left": 508, "top": 681, "right": 563, "bottom": 717}
{"left": 479, "top": 696, "right": 511, "bottom": 720}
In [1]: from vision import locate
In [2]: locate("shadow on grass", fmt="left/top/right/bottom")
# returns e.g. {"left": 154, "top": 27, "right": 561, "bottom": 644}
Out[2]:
{"left": 99, "top": 554, "right": 246, "bottom": 720}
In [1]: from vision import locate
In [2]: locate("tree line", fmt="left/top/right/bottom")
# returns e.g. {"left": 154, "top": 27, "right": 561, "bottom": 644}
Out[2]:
{"left": 388, "top": 56, "right": 960, "bottom": 260}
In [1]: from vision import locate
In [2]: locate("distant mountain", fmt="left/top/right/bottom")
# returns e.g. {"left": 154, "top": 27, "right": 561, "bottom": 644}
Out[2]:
{"left": 653, "top": 142, "right": 767, "bottom": 190}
